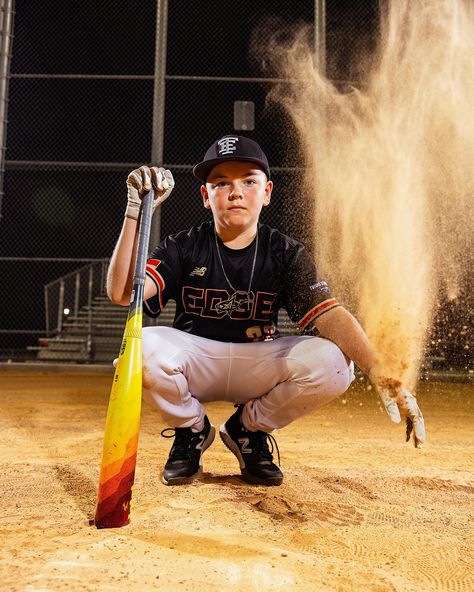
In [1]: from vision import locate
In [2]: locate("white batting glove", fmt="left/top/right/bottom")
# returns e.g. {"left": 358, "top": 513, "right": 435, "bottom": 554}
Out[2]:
{"left": 370, "top": 374, "right": 426, "bottom": 448}
{"left": 125, "top": 166, "right": 175, "bottom": 220}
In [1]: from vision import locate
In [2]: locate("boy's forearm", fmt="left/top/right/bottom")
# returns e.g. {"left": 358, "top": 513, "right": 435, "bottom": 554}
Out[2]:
{"left": 313, "top": 306, "right": 378, "bottom": 375}
{"left": 106, "top": 217, "right": 139, "bottom": 305}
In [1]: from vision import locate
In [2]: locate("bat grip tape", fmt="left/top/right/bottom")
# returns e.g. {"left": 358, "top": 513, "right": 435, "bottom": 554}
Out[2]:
{"left": 134, "top": 189, "right": 154, "bottom": 283}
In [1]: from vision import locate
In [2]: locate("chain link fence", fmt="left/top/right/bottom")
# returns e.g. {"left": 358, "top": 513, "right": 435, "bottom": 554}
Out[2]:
{"left": 0, "top": 0, "right": 317, "bottom": 364}
{"left": 0, "top": 0, "right": 471, "bottom": 371}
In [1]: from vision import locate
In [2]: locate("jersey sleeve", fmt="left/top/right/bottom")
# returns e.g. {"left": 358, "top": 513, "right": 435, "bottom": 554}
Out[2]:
{"left": 144, "top": 235, "right": 181, "bottom": 318}
{"left": 283, "top": 243, "right": 340, "bottom": 333}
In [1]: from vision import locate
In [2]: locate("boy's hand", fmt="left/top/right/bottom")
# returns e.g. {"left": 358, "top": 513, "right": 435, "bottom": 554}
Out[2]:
{"left": 370, "top": 373, "right": 426, "bottom": 448}
{"left": 125, "top": 166, "right": 175, "bottom": 220}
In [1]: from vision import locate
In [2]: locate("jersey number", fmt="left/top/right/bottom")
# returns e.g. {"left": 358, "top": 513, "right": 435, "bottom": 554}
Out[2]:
{"left": 245, "top": 323, "right": 277, "bottom": 341}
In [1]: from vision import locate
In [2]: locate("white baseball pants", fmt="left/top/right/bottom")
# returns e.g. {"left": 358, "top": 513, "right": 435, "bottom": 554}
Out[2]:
{"left": 142, "top": 326, "right": 354, "bottom": 433}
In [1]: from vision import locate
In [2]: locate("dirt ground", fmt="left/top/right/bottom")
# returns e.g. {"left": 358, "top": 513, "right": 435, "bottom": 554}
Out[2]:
{"left": 0, "top": 371, "right": 473, "bottom": 592}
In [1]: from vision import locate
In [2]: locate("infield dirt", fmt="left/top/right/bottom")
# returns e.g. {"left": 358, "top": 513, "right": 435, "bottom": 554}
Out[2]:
{"left": 1, "top": 371, "right": 473, "bottom": 591}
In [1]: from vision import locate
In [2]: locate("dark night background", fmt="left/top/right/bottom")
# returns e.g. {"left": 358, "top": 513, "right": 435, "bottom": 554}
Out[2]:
{"left": 0, "top": 0, "right": 470, "bottom": 370}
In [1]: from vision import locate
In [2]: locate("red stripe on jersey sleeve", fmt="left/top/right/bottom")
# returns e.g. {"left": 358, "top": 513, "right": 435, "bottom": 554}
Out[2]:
{"left": 146, "top": 261, "right": 165, "bottom": 310}
{"left": 299, "top": 298, "right": 340, "bottom": 331}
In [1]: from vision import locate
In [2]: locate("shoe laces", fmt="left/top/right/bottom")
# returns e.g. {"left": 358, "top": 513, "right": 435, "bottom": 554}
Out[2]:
{"left": 254, "top": 431, "right": 281, "bottom": 466}
{"left": 161, "top": 427, "right": 193, "bottom": 460}
{"left": 233, "top": 404, "right": 281, "bottom": 466}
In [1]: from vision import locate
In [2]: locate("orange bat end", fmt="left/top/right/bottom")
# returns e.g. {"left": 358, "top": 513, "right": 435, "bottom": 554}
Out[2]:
{"left": 94, "top": 451, "right": 137, "bottom": 528}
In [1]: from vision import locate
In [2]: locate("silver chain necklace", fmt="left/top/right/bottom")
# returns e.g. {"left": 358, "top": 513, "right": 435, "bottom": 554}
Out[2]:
{"left": 214, "top": 227, "right": 259, "bottom": 305}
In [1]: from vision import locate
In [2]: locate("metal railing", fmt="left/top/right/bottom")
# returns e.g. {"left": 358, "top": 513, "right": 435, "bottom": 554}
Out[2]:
{"left": 44, "top": 258, "right": 108, "bottom": 352}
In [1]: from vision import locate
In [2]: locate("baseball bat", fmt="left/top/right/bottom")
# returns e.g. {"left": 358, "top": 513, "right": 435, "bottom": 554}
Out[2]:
{"left": 94, "top": 189, "right": 154, "bottom": 529}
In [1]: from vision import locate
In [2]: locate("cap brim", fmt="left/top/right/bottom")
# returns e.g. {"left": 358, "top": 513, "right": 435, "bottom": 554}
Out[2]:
{"left": 192, "top": 157, "right": 270, "bottom": 183}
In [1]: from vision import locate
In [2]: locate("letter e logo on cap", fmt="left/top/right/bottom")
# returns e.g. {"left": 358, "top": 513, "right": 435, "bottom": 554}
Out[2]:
{"left": 218, "top": 137, "right": 239, "bottom": 155}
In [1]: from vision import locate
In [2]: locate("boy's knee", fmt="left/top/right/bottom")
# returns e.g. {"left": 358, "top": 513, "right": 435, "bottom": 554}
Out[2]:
{"left": 142, "top": 327, "right": 180, "bottom": 366}
{"left": 291, "top": 337, "right": 354, "bottom": 397}
{"left": 142, "top": 327, "right": 187, "bottom": 390}
{"left": 142, "top": 325, "right": 169, "bottom": 353}
{"left": 317, "top": 360, "right": 353, "bottom": 397}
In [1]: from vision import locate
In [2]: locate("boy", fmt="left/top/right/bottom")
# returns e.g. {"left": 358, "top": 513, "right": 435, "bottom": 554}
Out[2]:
{"left": 107, "top": 135, "right": 425, "bottom": 486}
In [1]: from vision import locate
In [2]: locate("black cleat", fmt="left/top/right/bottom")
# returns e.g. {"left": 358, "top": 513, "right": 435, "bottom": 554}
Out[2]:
{"left": 219, "top": 405, "right": 283, "bottom": 486}
{"left": 161, "top": 415, "right": 215, "bottom": 485}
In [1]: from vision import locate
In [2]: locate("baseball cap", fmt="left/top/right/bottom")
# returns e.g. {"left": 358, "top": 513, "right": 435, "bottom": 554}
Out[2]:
{"left": 192, "top": 135, "right": 271, "bottom": 182}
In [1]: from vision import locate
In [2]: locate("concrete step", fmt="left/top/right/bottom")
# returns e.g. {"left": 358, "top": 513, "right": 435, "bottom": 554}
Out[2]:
{"left": 75, "top": 307, "right": 127, "bottom": 314}
{"left": 93, "top": 335, "right": 122, "bottom": 345}
{"left": 47, "top": 336, "right": 88, "bottom": 344}
{"left": 63, "top": 321, "right": 125, "bottom": 330}
{"left": 27, "top": 336, "right": 88, "bottom": 353}
{"left": 93, "top": 352, "right": 118, "bottom": 363}
{"left": 37, "top": 349, "right": 90, "bottom": 361}
{"left": 33, "top": 342, "right": 88, "bottom": 352}
{"left": 77, "top": 315, "right": 126, "bottom": 323}
{"left": 66, "top": 319, "right": 126, "bottom": 328}
{"left": 92, "top": 307, "right": 127, "bottom": 313}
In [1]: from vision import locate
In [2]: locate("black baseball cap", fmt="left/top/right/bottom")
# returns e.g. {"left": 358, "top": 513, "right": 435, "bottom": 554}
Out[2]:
{"left": 193, "top": 135, "right": 271, "bottom": 183}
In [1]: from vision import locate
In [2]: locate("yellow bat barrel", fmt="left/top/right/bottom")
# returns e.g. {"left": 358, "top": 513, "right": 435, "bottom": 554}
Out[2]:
{"left": 94, "top": 308, "right": 143, "bottom": 528}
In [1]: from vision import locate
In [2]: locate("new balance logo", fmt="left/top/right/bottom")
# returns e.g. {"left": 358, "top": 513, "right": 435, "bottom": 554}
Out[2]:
{"left": 218, "top": 136, "right": 239, "bottom": 155}
{"left": 238, "top": 437, "right": 253, "bottom": 454}
{"left": 195, "top": 434, "right": 206, "bottom": 450}
{"left": 190, "top": 266, "right": 207, "bottom": 277}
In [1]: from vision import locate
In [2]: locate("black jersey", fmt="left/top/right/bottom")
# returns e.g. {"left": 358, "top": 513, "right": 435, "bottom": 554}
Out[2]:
{"left": 144, "top": 221, "right": 339, "bottom": 342}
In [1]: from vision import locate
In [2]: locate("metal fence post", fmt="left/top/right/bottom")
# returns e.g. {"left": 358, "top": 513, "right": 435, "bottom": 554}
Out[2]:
{"left": 0, "top": 0, "right": 15, "bottom": 222}
{"left": 315, "top": 0, "right": 326, "bottom": 77}
{"left": 57, "top": 279, "right": 64, "bottom": 334}
{"left": 86, "top": 264, "right": 93, "bottom": 357}
{"left": 150, "top": 0, "right": 168, "bottom": 248}
{"left": 44, "top": 283, "right": 50, "bottom": 337}
{"left": 101, "top": 259, "right": 107, "bottom": 295}
{"left": 74, "top": 270, "right": 80, "bottom": 318}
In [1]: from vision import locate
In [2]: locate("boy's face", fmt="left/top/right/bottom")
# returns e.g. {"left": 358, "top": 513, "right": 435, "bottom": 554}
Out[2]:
{"left": 200, "top": 160, "right": 273, "bottom": 233}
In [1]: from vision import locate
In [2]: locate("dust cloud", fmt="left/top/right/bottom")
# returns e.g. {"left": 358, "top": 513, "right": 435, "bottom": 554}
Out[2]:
{"left": 262, "top": 0, "right": 474, "bottom": 386}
